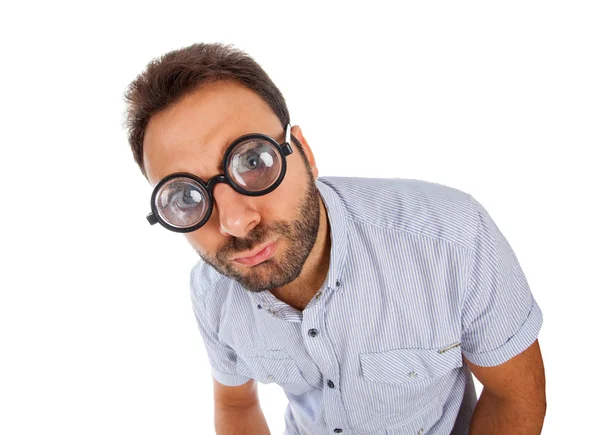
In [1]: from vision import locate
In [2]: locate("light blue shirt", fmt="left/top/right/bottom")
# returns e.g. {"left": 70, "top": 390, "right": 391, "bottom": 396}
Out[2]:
{"left": 190, "top": 176, "right": 543, "bottom": 435}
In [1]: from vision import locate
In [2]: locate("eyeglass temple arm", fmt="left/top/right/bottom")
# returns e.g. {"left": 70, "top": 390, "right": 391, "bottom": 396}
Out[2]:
{"left": 147, "top": 212, "right": 158, "bottom": 225}
{"left": 282, "top": 123, "right": 293, "bottom": 156}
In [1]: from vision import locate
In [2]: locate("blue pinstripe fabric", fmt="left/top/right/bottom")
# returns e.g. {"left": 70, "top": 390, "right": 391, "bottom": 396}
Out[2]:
{"left": 190, "top": 176, "right": 543, "bottom": 435}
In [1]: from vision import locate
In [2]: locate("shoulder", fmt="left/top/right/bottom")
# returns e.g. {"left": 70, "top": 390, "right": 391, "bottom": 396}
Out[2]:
{"left": 318, "top": 176, "right": 480, "bottom": 249}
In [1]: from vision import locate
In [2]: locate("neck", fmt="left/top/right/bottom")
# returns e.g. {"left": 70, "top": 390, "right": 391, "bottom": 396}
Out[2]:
{"left": 270, "top": 196, "right": 331, "bottom": 311}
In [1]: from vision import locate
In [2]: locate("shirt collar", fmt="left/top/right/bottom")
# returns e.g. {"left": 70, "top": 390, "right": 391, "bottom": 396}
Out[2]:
{"left": 244, "top": 177, "right": 349, "bottom": 309}
{"left": 315, "top": 177, "right": 349, "bottom": 292}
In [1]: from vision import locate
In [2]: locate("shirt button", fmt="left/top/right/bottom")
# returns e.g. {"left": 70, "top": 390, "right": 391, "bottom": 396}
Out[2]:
{"left": 327, "top": 380, "right": 335, "bottom": 389}
{"left": 315, "top": 291, "right": 322, "bottom": 299}
{"left": 418, "top": 429, "right": 424, "bottom": 434}
{"left": 335, "top": 280, "right": 341, "bottom": 287}
{"left": 257, "top": 304, "right": 262, "bottom": 309}
{"left": 409, "top": 371, "right": 418, "bottom": 378}
{"left": 333, "top": 429, "right": 343, "bottom": 433}
{"left": 308, "top": 328, "right": 319, "bottom": 337}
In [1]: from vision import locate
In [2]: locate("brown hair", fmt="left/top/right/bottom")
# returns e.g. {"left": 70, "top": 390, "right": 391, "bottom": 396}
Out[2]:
{"left": 122, "top": 42, "right": 307, "bottom": 180}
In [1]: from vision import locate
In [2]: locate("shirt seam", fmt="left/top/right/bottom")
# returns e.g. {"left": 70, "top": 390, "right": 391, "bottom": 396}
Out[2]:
{"left": 460, "top": 202, "right": 480, "bottom": 315}
{"left": 347, "top": 215, "right": 474, "bottom": 254}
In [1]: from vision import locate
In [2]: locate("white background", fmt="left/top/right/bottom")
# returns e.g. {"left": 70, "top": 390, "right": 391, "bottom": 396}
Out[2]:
{"left": 1, "top": 1, "right": 598, "bottom": 434}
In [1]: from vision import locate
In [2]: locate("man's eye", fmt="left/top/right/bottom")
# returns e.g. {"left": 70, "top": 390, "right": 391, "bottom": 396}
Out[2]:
{"left": 183, "top": 188, "right": 203, "bottom": 204}
{"left": 241, "top": 151, "right": 263, "bottom": 170}
{"left": 169, "top": 189, "right": 202, "bottom": 208}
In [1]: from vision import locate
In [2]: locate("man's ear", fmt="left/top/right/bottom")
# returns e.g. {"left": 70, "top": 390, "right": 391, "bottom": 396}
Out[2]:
{"left": 291, "top": 125, "right": 319, "bottom": 179}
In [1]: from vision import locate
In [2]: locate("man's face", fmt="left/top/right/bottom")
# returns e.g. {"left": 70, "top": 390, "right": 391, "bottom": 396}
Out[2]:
{"left": 142, "top": 80, "right": 322, "bottom": 293}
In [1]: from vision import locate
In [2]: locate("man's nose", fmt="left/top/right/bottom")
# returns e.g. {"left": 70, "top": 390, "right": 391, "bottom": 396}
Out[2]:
{"left": 212, "top": 183, "right": 260, "bottom": 238}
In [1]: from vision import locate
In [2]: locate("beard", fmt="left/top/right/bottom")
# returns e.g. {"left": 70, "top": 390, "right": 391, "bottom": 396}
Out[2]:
{"left": 195, "top": 171, "right": 322, "bottom": 293}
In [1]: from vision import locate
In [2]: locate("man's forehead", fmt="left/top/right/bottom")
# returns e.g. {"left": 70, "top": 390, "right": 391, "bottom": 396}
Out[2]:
{"left": 143, "top": 81, "right": 281, "bottom": 184}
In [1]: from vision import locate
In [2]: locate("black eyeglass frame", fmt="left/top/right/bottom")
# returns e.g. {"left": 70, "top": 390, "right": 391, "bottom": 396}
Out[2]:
{"left": 146, "top": 124, "right": 293, "bottom": 233}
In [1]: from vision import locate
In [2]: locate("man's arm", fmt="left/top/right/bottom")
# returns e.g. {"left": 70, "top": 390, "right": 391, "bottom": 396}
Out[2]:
{"left": 213, "top": 378, "right": 270, "bottom": 435}
{"left": 464, "top": 339, "right": 546, "bottom": 435}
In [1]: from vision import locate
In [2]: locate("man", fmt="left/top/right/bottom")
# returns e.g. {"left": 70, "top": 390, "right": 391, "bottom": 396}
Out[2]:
{"left": 123, "top": 42, "right": 546, "bottom": 434}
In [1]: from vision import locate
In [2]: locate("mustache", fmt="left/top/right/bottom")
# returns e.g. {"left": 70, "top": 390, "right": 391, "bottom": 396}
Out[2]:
{"left": 218, "top": 221, "right": 290, "bottom": 259}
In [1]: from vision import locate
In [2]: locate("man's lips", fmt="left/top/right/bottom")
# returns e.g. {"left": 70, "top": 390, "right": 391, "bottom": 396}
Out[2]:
{"left": 232, "top": 239, "right": 279, "bottom": 266}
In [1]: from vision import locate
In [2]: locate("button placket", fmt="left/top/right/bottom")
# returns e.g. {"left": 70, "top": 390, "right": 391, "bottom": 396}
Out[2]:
{"left": 302, "top": 280, "right": 349, "bottom": 435}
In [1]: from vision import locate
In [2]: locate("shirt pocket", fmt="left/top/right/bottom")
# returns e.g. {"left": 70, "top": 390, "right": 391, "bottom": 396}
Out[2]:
{"left": 236, "top": 348, "right": 314, "bottom": 396}
{"left": 358, "top": 343, "right": 463, "bottom": 418}
{"left": 385, "top": 397, "right": 443, "bottom": 435}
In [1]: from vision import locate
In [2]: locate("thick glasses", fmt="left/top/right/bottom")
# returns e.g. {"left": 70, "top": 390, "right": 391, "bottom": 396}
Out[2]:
{"left": 146, "top": 124, "right": 293, "bottom": 233}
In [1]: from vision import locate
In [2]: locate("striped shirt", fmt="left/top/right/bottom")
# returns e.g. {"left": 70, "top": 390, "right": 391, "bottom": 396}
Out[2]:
{"left": 190, "top": 176, "right": 543, "bottom": 435}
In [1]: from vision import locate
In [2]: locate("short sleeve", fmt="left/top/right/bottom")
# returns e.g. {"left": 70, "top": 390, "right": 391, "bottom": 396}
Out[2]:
{"left": 460, "top": 196, "right": 543, "bottom": 367}
{"left": 190, "top": 268, "right": 252, "bottom": 386}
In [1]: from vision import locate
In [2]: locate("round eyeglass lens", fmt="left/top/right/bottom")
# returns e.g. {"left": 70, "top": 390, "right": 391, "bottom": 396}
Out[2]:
{"left": 155, "top": 177, "right": 209, "bottom": 228}
{"left": 227, "top": 138, "right": 282, "bottom": 192}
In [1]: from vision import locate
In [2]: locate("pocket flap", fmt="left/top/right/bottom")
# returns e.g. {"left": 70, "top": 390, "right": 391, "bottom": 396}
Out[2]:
{"left": 359, "top": 344, "right": 463, "bottom": 384}
{"left": 236, "top": 349, "right": 309, "bottom": 386}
